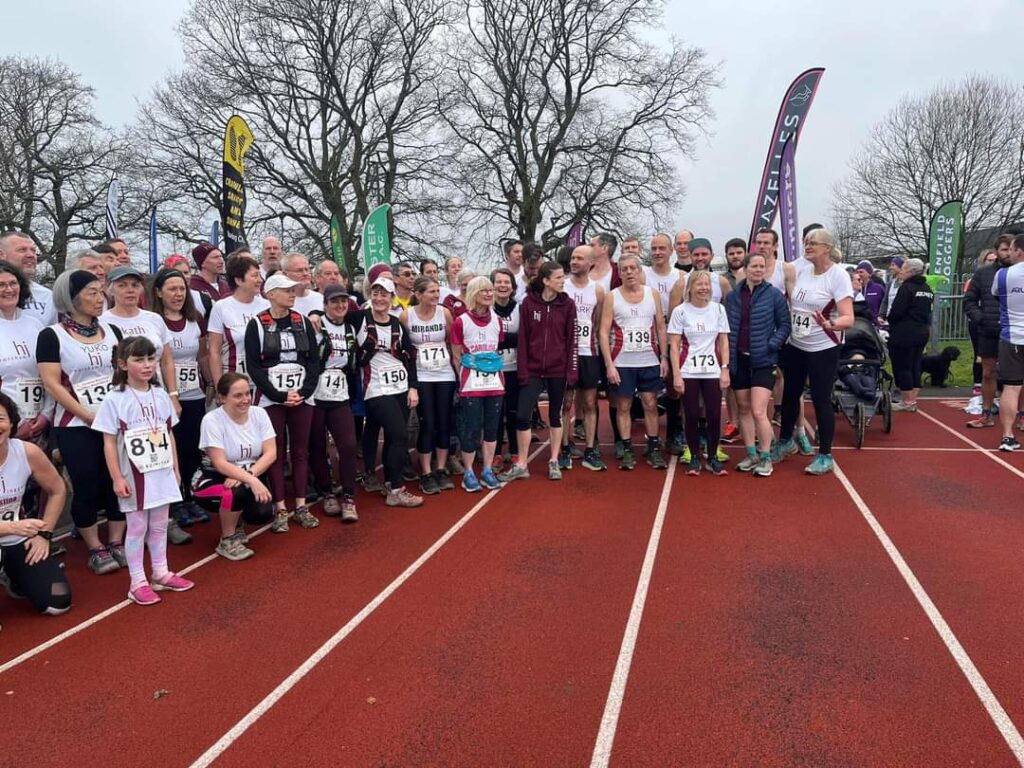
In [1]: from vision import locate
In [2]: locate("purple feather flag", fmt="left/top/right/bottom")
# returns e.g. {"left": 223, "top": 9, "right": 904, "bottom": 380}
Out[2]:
{"left": 778, "top": 136, "right": 800, "bottom": 263}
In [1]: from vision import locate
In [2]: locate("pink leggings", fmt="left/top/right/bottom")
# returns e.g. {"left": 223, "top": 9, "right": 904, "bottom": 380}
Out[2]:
{"left": 125, "top": 505, "right": 170, "bottom": 590}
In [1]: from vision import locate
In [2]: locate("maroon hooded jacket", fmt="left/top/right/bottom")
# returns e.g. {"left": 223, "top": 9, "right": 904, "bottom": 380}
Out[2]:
{"left": 517, "top": 284, "right": 579, "bottom": 386}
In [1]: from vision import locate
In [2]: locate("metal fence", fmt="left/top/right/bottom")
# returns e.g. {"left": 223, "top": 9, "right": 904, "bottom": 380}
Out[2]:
{"left": 935, "top": 294, "right": 970, "bottom": 342}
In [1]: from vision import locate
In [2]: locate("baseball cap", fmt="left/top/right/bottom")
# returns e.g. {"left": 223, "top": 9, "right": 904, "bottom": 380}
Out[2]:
{"left": 263, "top": 273, "right": 300, "bottom": 293}
{"left": 370, "top": 276, "right": 395, "bottom": 294}
{"left": 107, "top": 266, "right": 145, "bottom": 283}
{"left": 323, "top": 283, "right": 350, "bottom": 302}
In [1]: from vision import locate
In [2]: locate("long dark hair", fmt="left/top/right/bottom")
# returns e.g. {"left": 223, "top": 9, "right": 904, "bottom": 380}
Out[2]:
{"left": 149, "top": 268, "right": 201, "bottom": 323}
{"left": 530, "top": 260, "right": 563, "bottom": 293}
{"left": 111, "top": 336, "right": 159, "bottom": 390}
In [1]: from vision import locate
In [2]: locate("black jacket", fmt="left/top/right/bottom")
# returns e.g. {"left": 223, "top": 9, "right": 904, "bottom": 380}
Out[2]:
{"left": 887, "top": 274, "right": 933, "bottom": 348}
{"left": 964, "top": 264, "right": 1001, "bottom": 337}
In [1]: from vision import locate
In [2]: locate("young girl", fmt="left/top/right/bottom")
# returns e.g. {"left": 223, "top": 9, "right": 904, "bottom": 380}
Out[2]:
{"left": 92, "top": 336, "right": 195, "bottom": 605}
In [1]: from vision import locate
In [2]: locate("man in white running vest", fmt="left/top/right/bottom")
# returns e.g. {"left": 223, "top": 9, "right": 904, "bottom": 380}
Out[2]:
{"left": 0, "top": 232, "right": 56, "bottom": 326}
{"left": 643, "top": 233, "right": 684, "bottom": 453}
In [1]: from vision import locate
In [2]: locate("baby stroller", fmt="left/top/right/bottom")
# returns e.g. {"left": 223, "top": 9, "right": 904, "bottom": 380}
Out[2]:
{"left": 832, "top": 314, "right": 893, "bottom": 448}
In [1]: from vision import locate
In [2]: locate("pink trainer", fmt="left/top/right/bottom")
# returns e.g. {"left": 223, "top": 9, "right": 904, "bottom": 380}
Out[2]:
{"left": 128, "top": 585, "right": 161, "bottom": 606}
{"left": 152, "top": 573, "right": 195, "bottom": 592}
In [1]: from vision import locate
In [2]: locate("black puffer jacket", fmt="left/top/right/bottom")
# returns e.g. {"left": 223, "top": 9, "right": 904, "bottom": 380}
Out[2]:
{"left": 964, "top": 264, "right": 1001, "bottom": 337}
{"left": 888, "top": 274, "right": 934, "bottom": 347}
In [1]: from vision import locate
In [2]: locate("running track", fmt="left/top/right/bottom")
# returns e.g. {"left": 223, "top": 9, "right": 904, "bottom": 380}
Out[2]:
{"left": 2, "top": 400, "right": 1023, "bottom": 767}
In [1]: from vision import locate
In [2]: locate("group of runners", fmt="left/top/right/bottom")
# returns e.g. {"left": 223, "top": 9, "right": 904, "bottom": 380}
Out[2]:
{"left": 5, "top": 219, "right": 993, "bottom": 627}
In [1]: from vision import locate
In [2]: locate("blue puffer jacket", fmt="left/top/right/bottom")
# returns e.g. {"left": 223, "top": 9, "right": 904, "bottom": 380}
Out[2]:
{"left": 725, "top": 280, "right": 791, "bottom": 372}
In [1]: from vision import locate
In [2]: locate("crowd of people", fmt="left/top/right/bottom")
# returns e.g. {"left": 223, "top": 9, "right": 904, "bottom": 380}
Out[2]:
{"left": 1, "top": 224, "right": 1021, "bottom": 627}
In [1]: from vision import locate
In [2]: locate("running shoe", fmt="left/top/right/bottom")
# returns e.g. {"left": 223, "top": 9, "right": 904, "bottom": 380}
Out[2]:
{"left": 480, "top": 467, "right": 502, "bottom": 490}
{"left": 619, "top": 448, "right": 636, "bottom": 471}
{"left": 966, "top": 414, "right": 995, "bottom": 429}
{"left": 293, "top": 506, "right": 320, "bottom": 529}
{"left": 795, "top": 432, "right": 814, "bottom": 455}
{"left": 685, "top": 457, "right": 701, "bottom": 476}
{"left": 770, "top": 438, "right": 797, "bottom": 464}
{"left": 558, "top": 447, "right": 572, "bottom": 471}
{"left": 667, "top": 433, "right": 686, "bottom": 456}
{"left": 680, "top": 446, "right": 692, "bottom": 464}
{"left": 186, "top": 501, "right": 210, "bottom": 523}
{"left": 322, "top": 495, "right": 342, "bottom": 516}
{"left": 462, "top": 469, "right": 482, "bottom": 493}
{"left": 753, "top": 456, "right": 774, "bottom": 477}
{"left": 568, "top": 441, "right": 585, "bottom": 459}
{"left": 999, "top": 436, "right": 1021, "bottom": 452}
{"left": 721, "top": 423, "right": 740, "bottom": 444}
{"left": 891, "top": 401, "right": 918, "bottom": 412}
{"left": 362, "top": 473, "right": 384, "bottom": 493}
{"left": 573, "top": 421, "right": 586, "bottom": 442}
{"left": 715, "top": 446, "right": 729, "bottom": 463}
{"left": 385, "top": 485, "right": 424, "bottom": 508}
{"left": 216, "top": 535, "right": 254, "bottom": 561}
{"left": 771, "top": 407, "right": 782, "bottom": 427}
{"left": 614, "top": 442, "right": 626, "bottom": 460}
{"left": 341, "top": 495, "right": 359, "bottom": 523}
{"left": 107, "top": 542, "right": 127, "bottom": 568}
{"left": 435, "top": 469, "right": 455, "bottom": 491}
{"left": 173, "top": 502, "right": 194, "bottom": 528}
{"left": 1016, "top": 416, "right": 1024, "bottom": 432}
{"left": 420, "top": 473, "right": 441, "bottom": 495}
{"left": 646, "top": 446, "right": 667, "bottom": 470}
{"left": 581, "top": 448, "right": 607, "bottom": 471}
{"left": 736, "top": 453, "right": 759, "bottom": 473}
{"left": 167, "top": 519, "right": 192, "bottom": 545}
{"left": 498, "top": 464, "right": 530, "bottom": 483}
{"left": 491, "top": 454, "right": 506, "bottom": 473}
{"left": 305, "top": 488, "right": 321, "bottom": 504}
{"left": 0, "top": 571, "right": 25, "bottom": 600}
{"left": 708, "top": 458, "right": 729, "bottom": 476}
{"left": 804, "top": 453, "right": 835, "bottom": 475}
{"left": 445, "top": 455, "right": 466, "bottom": 476}
{"left": 152, "top": 573, "right": 195, "bottom": 592}
{"left": 128, "top": 585, "right": 161, "bottom": 606}
{"left": 548, "top": 461, "right": 563, "bottom": 481}
{"left": 271, "top": 512, "right": 290, "bottom": 533}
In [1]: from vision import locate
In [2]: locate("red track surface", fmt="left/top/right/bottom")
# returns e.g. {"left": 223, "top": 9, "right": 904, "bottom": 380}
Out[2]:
{"left": 2, "top": 405, "right": 1022, "bottom": 767}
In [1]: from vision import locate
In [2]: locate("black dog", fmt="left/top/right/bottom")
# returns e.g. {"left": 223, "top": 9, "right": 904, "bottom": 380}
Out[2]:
{"left": 920, "top": 345, "right": 961, "bottom": 387}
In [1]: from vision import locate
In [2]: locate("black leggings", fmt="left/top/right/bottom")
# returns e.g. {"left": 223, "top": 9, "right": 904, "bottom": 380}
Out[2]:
{"left": 416, "top": 381, "right": 455, "bottom": 454}
{"left": 364, "top": 396, "right": 410, "bottom": 487}
{"left": 890, "top": 343, "right": 925, "bottom": 392}
{"left": 193, "top": 470, "right": 275, "bottom": 524}
{"left": 497, "top": 374, "right": 520, "bottom": 454}
{"left": 1, "top": 543, "right": 72, "bottom": 614}
{"left": 780, "top": 345, "right": 840, "bottom": 454}
{"left": 311, "top": 404, "right": 358, "bottom": 496}
{"left": 516, "top": 376, "right": 567, "bottom": 430}
{"left": 682, "top": 378, "right": 722, "bottom": 457}
{"left": 173, "top": 398, "right": 205, "bottom": 502}
{"left": 55, "top": 427, "right": 123, "bottom": 527}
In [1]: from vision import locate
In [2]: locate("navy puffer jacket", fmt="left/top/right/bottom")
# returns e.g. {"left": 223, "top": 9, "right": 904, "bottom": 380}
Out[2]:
{"left": 725, "top": 280, "right": 791, "bottom": 372}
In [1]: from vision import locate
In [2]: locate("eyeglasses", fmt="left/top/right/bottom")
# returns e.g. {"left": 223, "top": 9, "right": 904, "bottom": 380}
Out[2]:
{"left": 0, "top": 281, "right": 19, "bottom": 291}
{"left": 398, "top": 271, "right": 414, "bottom": 278}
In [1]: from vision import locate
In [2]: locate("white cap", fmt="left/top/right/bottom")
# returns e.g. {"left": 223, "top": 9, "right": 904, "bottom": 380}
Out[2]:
{"left": 370, "top": 276, "right": 395, "bottom": 294}
{"left": 263, "top": 273, "right": 300, "bottom": 293}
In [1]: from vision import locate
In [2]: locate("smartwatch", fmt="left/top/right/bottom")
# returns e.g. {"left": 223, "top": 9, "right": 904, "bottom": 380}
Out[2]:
{"left": 37, "top": 530, "right": 54, "bottom": 541}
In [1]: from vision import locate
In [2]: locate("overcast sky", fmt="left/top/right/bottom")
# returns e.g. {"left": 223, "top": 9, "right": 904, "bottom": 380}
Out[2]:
{"left": 3, "top": 0, "right": 1023, "bottom": 259}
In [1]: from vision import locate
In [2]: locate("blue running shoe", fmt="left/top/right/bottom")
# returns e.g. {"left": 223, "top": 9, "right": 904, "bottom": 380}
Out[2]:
{"left": 462, "top": 468, "right": 482, "bottom": 493}
{"left": 804, "top": 453, "right": 835, "bottom": 475}
{"left": 795, "top": 432, "right": 814, "bottom": 456}
{"left": 770, "top": 438, "right": 797, "bottom": 463}
{"left": 480, "top": 467, "right": 502, "bottom": 490}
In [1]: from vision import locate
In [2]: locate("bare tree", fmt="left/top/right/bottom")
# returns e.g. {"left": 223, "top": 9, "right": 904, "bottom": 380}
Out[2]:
{"left": 832, "top": 76, "right": 1024, "bottom": 266}
{"left": 0, "top": 56, "right": 134, "bottom": 273}
{"left": 436, "top": 0, "right": 719, "bottom": 251}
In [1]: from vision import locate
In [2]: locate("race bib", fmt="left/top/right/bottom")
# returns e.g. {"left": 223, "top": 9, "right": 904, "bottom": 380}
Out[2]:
{"left": 73, "top": 375, "right": 113, "bottom": 413}
{"left": 315, "top": 369, "right": 349, "bottom": 402}
{"left": 791, "top": 310, "right": 815, "bottom": 340}
{"left": 175, "top": 361, "right": 201, "bottom": 394}
{"left": 684, "top": 353, "right": 720, "bottom": 376}
{"left": 377, "top": 363, "right": 409, "bottom": 396}
{"left": 418, "top": 343, "right": 451, "bottom": 372}
{"left": 465, "top": 368, "right": 503, "bottom": 393}
{"left": 622, "top": 325, "right": 652, "bottom": 353}
{"left": 0, "top": 496, "right": 20, "bottom": 522}
{"left": 125, "top": 424, "right": 173, "bottom": 474}
{"left": 578, "top": 323, "right": 592, "bottom": 340}
{"left": 15, "top": 377, "right": 44, "bottom": 420}
{"left": 268, "top": 363, "right": 305, "bottom": 392}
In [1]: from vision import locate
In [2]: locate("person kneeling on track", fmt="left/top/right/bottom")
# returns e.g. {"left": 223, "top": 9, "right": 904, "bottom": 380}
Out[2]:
{"left": 194, "top": 373, "right": 277, "bottom": 561}
{"left": 0, "top": 392, "right": 71, "bottom": 624}
{"left": 669, "top": 270, "right": 731, "bottom": 476}
{"left": 599, "top": 253, "right": 668, "bottom": 471}
{"left": 724, "top": 252, "right": 791, "bottom": 477}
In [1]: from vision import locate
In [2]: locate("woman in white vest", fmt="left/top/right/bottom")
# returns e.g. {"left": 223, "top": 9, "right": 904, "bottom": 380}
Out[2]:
{"left": 0, "top": 263, "right": 51, "bottom": 446}
{"left": 37, "top": 270, "right": 124, "bottom": 575}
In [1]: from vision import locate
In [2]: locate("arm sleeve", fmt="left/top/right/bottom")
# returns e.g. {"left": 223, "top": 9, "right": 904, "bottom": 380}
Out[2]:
{"left": 244, "top": 320, "right": 286, "bottom": 404}
{"left": 298, "top": 319, "right": 321, "bottom": 399}
{"left": 36, "top": 327, "right": 60, "bottom": 363}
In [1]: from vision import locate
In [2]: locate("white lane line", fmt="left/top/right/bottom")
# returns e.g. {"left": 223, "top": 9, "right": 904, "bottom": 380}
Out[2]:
{"left": 0, "top": 522, "right": 274, "bottom": 675}
{"left": 590, "top": 458, "right": 678, "bottom": 768}
{"left": 917, "top": 407, "right": 1024, "bottom": 482}
{"left": 833, "top": 461, "right": 1024, "bottom": 763}
{"left": 189, "top": 443, "right": 550, "bottom": 768}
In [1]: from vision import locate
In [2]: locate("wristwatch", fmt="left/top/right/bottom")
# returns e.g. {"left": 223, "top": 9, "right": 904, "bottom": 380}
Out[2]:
{"left": 37, "top": 530, "right": 54, "bottom": 540}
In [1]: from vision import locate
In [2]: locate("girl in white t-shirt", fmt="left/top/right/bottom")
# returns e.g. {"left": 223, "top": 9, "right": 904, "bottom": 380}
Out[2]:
{"left": 92, "top": 336, "right": 194, "bottom": 606}
{"left": 668, "top": 271, "right": 731, "bottom": 476}
{"left": 195, "top": 373, "right": 277, "bottom": 562}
